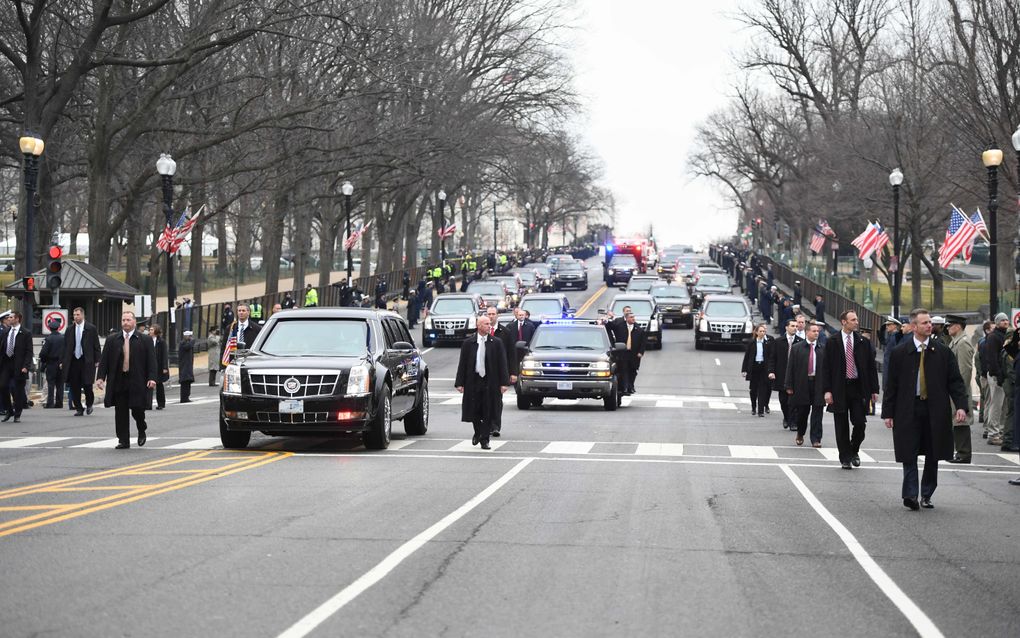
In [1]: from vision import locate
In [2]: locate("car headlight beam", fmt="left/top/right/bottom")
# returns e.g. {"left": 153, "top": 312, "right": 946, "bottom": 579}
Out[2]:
{"left": 346, "top": 364, "right": 371, "bottom": 396}
{"left": 223, "top": 364, "right": 242, "bottom": 394}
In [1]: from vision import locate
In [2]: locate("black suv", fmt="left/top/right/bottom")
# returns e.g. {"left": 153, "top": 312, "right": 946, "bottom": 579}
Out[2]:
{"left": 691, "top": 272, "right": 732, "bottom": 309}
{"left": 605, "top": 254, "right": 639, "bottom": 287}
{"left": 219, "top": 308, "right": 429, "bottom": 450}
{"left": 518, "top": 292, "right": 574, "bottom": 323}
{"left": 553, "top": 260, "right": 588, "bottom": 290}
{"left": 516, "top": 320, "right": 624, "bottom": 411}
{"left": 650, "top": 282, "right": 694, "bottom": 328}
{"left": 421, "top": 293, "right": 484, "bottom": 346}
{"left": 603, "top": 293, "right": 663, "bottom": 349}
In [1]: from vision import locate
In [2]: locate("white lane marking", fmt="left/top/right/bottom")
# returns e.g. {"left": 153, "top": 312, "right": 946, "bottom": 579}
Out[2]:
{"left": 421, "top": 347, "right": 434, "bottom": 355}
{"left": 635, "top": 443, "right": 684, "bottom": 457}
{"left": 71, "top": 438, "right": 124, "bottom": 448}
{"left": 541, "top": 441, "right": 595, "bottom": 455}
{"left": 0, "top": 437, "right": 71, "bottom": 448}
{"left": 440, "top": 397, "right": 462, "bottom": 406}
{"left": 447, "top": 440, "right": 506, "bottom": 452}
{"left": 387, "top": 440, "right": 418, "bottom": 451}
{"left": 729, "top": 445, "right": 779, "bottom": 459}
{"left": 707, "top": 401, "right": 738, "bottom": 410}
{"left": 276, "top": 458, "right": 533, "bottom": 638}
{"left": 818, "top": 448, "right": 876, "bottom": 463}
{"left": 779, "top": 464, "right": 944, "bottom": 638}
{"left": 996, "top": 453, "right": 1020, "bottom": 465}
{"left": 546, "top": 398, "right": 579, "bottom": 406}
{"left": 655, "top": 400, "right": 684, "bottom": 408}
{"left": 714, "top": 358, "right": 721, "bottom": 366}
{"left": 160, "top": 437, "right": 222, "bottom": 449}
{"left": 721, "top": 382, "right": 730, "bottom": 397}
{"left": 620, "top": 396, "right": 633, "bottom": 407}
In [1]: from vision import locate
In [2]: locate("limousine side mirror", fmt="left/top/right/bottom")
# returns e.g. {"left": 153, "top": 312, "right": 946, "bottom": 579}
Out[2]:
{"left": 597, "top": 308, "right": 607, "bottom": 315}
{"left": 390, "top": 341, "right": 414, "bottom": 351}
{"left": 515, "top": 340, "right": 529, "bottom": 352}
{"left": 613, "top": 342, "right": 627, "bottom": 351}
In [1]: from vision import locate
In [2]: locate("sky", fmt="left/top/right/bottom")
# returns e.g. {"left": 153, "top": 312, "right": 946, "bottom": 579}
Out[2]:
{"left": 571, "top": 0, "right": 747, "bottom": 248}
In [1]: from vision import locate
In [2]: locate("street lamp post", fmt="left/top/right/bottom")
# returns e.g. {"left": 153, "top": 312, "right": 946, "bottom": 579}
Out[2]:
{"left": 438, "top": 189, "right": 447, "bottom": 261}
{"left": 1012, "top": 126, "right": 1020, "bottom": 307}
{"left": 493, "top": 201, "right": 498, "bottom": 253}
{"left": 889, "top": 167, "right": 904, "bottom": 319}
{"left": 983, "top": 146, "right": 1004, "bottom": 316}
{"left": 524, "top": 202, "right": 531, "bottom": 248}
{"left": 156, "top": 153, "right": 177, "bottom": 359}
{"left": 18, "top": 133, "right": 44, "bottom": 334}
{"left": 342, "top": 180, "right": 354, "bottom": 284}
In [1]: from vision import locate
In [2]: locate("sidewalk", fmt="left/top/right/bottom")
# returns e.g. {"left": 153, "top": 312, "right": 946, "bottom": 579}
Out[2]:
{"left": 152, "top": 270, "right": 356, "bottom": 313}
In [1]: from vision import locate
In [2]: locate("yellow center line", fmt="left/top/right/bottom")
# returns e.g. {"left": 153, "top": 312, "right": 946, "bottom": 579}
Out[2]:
{"left": 0, "top": 505, "right": 73, "bottom": 512}
{"left": 576, "top": 284, "right": 609, "bottom": 316}
{"left": 0, "top": 452, "right": 204, "bottom": 499}
{"left": 0, "top": 451, "right": 291, "bottom": 538}
{"left": 125, "top": 469, "right": 210, "bottom": 475}
{"left": 43, "top": 485, "right": 160, "bottom": 492}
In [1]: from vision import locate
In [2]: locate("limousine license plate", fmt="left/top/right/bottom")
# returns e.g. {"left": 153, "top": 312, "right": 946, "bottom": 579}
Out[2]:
{"left": 721, "top": 332, "right": 732, "bottom": 340}
{"left": 557, "top": 381, "right": 573, "bottom": 390}
{"left": 445, "top": 329, "right": 455, "bottom": 335}
{"left": 279, "top": 399, "right": 304, "bottom": 414}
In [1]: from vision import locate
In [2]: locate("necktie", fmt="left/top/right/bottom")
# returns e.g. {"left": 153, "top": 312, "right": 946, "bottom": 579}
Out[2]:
{"left": 122, "top": 334, "right": 131, "bottom": 372}
{"left": 75, "top": 324, "right": 83, "bottom": 359}
{"left": 475, "top": 337, "right": 486, "bottom": 377}
{"left": 626, "top": 326, "right": 632, "bottom": 350}
{"left": 6, "top": 328, "right": 14, "bottom": 357}
{"left": 788, "top": 336, "right": 793, "bottom": 355}
{"left": 518, "top": 323, "right": 523, "bottom": 341}
{"left": 490, "top": 327, "right": 495, "bottom": 337}
{"left": 845, "top": 334, "right": 857, "bottom": 379}
{"left": 238, "top": 324, "right": 246, "bottom": 346}
{"left": 919, "top": 346, "right": 927, "bottom": 399}
{"left": 808, "top": 343, "right": 815, "bottom": 376}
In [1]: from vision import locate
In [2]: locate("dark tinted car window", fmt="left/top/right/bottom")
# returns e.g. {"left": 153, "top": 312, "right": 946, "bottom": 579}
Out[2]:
{"left": 261, "top": 319, "right": 369, "bottom": 356}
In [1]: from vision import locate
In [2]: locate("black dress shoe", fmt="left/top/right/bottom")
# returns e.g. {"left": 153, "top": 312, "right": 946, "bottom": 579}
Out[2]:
{"left": 138, "top": 431, "right": 146, "bottom": 446}
{"left": 86, "top": 406, "right": 93, "bottom": 415}
{"left": 1002, "top": 445, "right": 1020, "bottom": 452}
{"left": 765, "top": 407, "right": 770, "bottom": 414}
{"left": 115, "top": 442, "right": 130, "bottom": 449}
{"left": 480, "top": 442, "right": 491, "bottom": 450}
{"left": 490, "top": 431, "right": 501, "bottom": 438}
{"left": 948, "top": 455, "right": 971, "bottom": 464}
{"left": 982, "top": 432, "right": 988, "bottom": 439}
{"left": 851, "top": 455, "right": 861, "bottom": 467}
{"left": 472, "top": 434, "right": 479, "bottom": 446}
{"left": 903, "top": 497, "right": 920, "bottom": 511}
{"left": 12, "top": 416, "right": 19, "bottom": 423}
{"left": 1008, "top": 477, "right": 1020, "bottom": 486}
{"left": 73, "top": 410, "right": 84, "bottom": 416}
{"left": 841, "top": 462, "right": 852, "bottom": 469}
{"left": 155, "top": 406, "right": 164, "bottom": 410}
{"left": 0, "top": 413, "right": 10, "bottom": 423}
{"left": 920, "top": 497, "right": 934, "bottom": 509}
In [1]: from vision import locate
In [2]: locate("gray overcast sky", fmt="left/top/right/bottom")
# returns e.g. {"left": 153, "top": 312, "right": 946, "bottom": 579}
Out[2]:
{"left": 571, "top": 0, "right": 746, "bottom": 247}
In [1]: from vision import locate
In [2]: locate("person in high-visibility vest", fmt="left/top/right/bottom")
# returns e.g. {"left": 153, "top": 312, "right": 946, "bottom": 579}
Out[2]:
{"left": 250, "top": 300, "right": 263, "bottom": 323}
{"left": 304, "top": 284, "right": 318, "bottom": 307}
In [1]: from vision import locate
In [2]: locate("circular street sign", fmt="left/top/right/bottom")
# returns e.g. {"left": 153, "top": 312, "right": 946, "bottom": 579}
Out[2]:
{"left": 43, "top": 310, "right": 67, "bottom": 333}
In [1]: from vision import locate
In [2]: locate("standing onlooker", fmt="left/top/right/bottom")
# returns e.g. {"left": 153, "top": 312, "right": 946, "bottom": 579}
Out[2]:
{"left": 793, "top": 280, "right": 802, "bottom": 306}
{"left": 823, "top": 310, "right": 880, "bottom": 470}
{"left": 178, "top": 331, "right": 195, "bottom": 403}
{"left": 814, "top": 293, "right": 826, "bottom": 325}
{"left": 282, "top": 292, "right": 296, "bottom": 309}
{"left": 946, "top": 315, "right": 975, "bottom": 464}
{"left": 882, "top": 308, "right": 968, "bottom": 510}
{"left": 406, "top": 289, "right": 419, "bottom": 328}
{"left": 61, "top": 307, "right": 102, "bottom": 416}
{"left": 206, "top": 329, "right": 221, "bottom": 386}
{"left": 975, "top": 320, "right": 993, "bottom": 427}
{"left": 151, "top": 325, "right": 169, "bottom": 410}
{"left": 40, "top": 319, "right": 65, "bottom": 408}
{"left": 980, "top": 313, "right": 1008, "bottom": 446}
{"left": 882, "top": 316, "right": 903, "bottom": 392}
{"left": 454, "top": 314, "right": 510, "bottom": 450}
{"left": 769, "top": 319, "right": 801, "bottom": 430}
{"left": 0, "top": 312, "right": 31, "bottom": 423}
{"left": 221, "top": 304, "right": 234, "bottom": 333}
{"left": 758, "top": 284, "right": 773, "bottom": 326}
{"left": 741, "top": 323, "right": 773, "bottom": 417}
{"left": 96, "top": 311, "right": 157, "bottom": 449}
{"left": 304, "top": 283, "right": 318, "bottom": 307}
{"left": 401, "top": 270, "right": 411, "bottom": 300}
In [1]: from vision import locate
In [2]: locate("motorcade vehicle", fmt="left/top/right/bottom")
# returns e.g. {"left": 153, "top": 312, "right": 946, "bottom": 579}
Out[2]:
{"left": 546, "top": 254, "right": 576, "bottom": 273}
{"left": 694, "top": 295, "right": 753, "bottom": 350}
{"left": 219, "top": 308, "right": 429, "bottom": 450}
{"left": 650, "top": 282, "right": 694, "bottom": 328}
{"left": 691, "top": 272, "right": 732, "bottom": 309}
{"left": 526, "top": 263, "right": 556, "bottom": 292}
{"left": 420, "top": 293, "right": 484, "bottom": 347}
{"left": 518, "top": 292, "right": 574, "bottom": 323}
{"left": 467, "top": 280, "right": 513, "bottom": 312}
{"left": 515, "top": 319, "right": 624, "bottom": 411}
{"left": 604, "top": 253, "right": 640, "bottom": 287}
{"left": 656, "top": 247, "right": 690, "bottom": 277}
{"left": 624, "top": 274, "right": 662, "bottom": 294}
{"left": 603, "top": 293, "right": 663, "bottom": 349}
{"left": 552, "top": 260, "right": 588, "bottom": 290}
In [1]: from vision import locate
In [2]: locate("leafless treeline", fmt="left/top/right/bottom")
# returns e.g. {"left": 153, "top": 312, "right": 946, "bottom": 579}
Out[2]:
{"left": 689, "top": 0, "right": 1020, "bottom": 308}
{"left": 0, "top": 0, "right": 610, "bottom": 302}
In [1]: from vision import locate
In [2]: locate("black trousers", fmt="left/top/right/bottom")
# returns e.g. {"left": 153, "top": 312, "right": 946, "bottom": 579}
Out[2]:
{"left": 469, "top": 375, "right": 491, "bottom": 443}
{"left": 155, "top": 382, "right": 166, "bottom": 408}
{"left": 113, "top": 385, "right": 147, "bottom": 445}
{"left": 180, "top": 381, "right": 192, "bottom": 403}
{"left": 0, "top": 364, "right": 26, "bottom": 417}
{"left": 777, "top": 386, "right": 791, "bottom": 425}
{"left": 617, "top": 354, "right": 638, "bottom": 393}
{"left": 833, "top": 379, "right": 868, "bottom": 462}
{"left": 45, "top": 367, "right": 62, "bottom": 407}
{"left": 67, "top": 359, "right": 95, "bottom": 410}
{"left": 795, "top": 400, "right": 825, "bottom": 444}
{"left": 902, "top": 399, "right": 938, "bottom": 499}
{"left": 748, "top": 362, "right": 770, "bottom": 414}
{"left": 208, "top": 370, "right": 217, "bottom": 386}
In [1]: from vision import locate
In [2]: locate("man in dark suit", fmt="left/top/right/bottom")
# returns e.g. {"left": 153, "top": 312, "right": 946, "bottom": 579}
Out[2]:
{"left": 97, "top": 311, "right": 157, "bottom": 449}
{"left": 769, "top": 319, "right": 802, "bottom": 429}
{"left": 0, "top": 312, "right": 33, "bottom": 422}
{"left": 485, "top": 306, "right": 516, "bottom": 437}
{"left": 454, "top": 315, "right": 510, "bottom": 450}
{"left": 150, "top": 324, "right": 169, "bottom": 409}
{"left": 606, "top": 312, "right": 645, "bottom": 395}
{"left": 822, "top": 310, "right": 880, "bottom": 469}
{"left": 234, "top": 303, "right": 261, "bottom": 350}
{"left": 785, "top": 322, "right": 826, "bottom": 447}
{"left": 508, "top": 307, "right": 538, "bottom": 347}
{"left": 883, "top": 308, "right": 969, "bottom": 509}
{"left": 61, "top": 306, "right": 102, "bottom": 416}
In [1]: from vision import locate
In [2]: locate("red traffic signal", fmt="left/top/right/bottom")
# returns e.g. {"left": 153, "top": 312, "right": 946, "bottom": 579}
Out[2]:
{"left": 22, "top": 276, "right": 35, "bottom": 292}
{"left": 48, "top": 245, "right": 63, "bottom": 260}
{"left": 47, "top": 244, "right": 63, "bottom": 290}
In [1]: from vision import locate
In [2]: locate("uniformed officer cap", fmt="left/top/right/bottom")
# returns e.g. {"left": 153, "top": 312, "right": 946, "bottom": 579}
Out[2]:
{"left": 931, "top": 315, "right": 946, "bottom": 325}
{"left": 882, "top": 316, "right": 902, "bottom": 327}
{"left": 945, "top": 314, "right": 967, "bottom": 327}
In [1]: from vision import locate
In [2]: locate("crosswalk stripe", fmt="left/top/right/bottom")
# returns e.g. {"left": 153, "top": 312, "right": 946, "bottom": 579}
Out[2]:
{"left": 440, "top": 398, "right": 461, "bottom": 406}
{"left": 447, "top": 440, "right": 507, "bottom": 452}
{"left": 160, "top": 438, "right": 222, "bottom": 450}
{"left": 635, "top": 443, "right": 684, "bottom": 457}
{"left": 655, "top": 400, "right": 684, "bottom": 408}
{"left": 729, "top": 445, "right": 779, "bottom": 459}
{"left": 0, "top": 437, "right": 71, "bottom": 448}
{"left": 541, "top": 441, "right": 595, "bottom": 455}
{"left": 817, "top": 448, "right": 876, "bottom": 463}
{"left": 708, "top": 401, "right": 738, "bottom": 410}
{"left": 996, "top": 453, "right": 1020, "bottom": 465}
{"left": 71, "top": 438, "right": 123, "bottom": 448}
{"left": 387, "top": 440, "right": 417, "bottom": 451}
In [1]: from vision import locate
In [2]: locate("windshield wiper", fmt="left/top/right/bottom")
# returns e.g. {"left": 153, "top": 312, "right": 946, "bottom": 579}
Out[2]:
{"left": 566, "top": 345, "right": 597, "bottom": 350}
{"left": 533, "top": 345, "right": 560, "bottom": 349}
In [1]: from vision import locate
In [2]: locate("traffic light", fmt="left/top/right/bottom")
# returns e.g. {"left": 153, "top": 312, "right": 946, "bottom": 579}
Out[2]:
{"left": 22, "top": 276, "right": 35, "bottom": 292}
{"left": 47, "top": 244, "right": 63, "bottom": 290}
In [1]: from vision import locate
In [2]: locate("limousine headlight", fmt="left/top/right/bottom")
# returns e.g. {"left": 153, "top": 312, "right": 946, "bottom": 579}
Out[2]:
{"left": 346, "top": 364, "right": 370, "bottom": 396}
{"left": 223, "top": 364, "right": 242, "bottom": 394}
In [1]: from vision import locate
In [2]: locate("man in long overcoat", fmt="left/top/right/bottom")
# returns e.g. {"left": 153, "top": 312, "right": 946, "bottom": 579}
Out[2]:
{"left": 178, "top": 330, "right": 195, "bottom": 403}
{"left": 883, "top": 309, "right": 968, "bottom": 510}
{"left": 61, "top": 307, "right": 102, "bottom": 416}
{"left": 785, "top": 322, "right": 826, "bottom": 446}
{"left": 455, "top": 314, "right": 510, "bottom": 450}
{"left": 822, "top": 310, "right": 880, "bottom": 469}
{"left": 97, "top": 311, "right": 157, "bottom": 449}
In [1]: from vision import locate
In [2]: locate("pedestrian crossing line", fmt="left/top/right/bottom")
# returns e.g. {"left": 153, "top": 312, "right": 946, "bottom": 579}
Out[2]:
{"left": 635, "top": 443, "right": 684, "bottom": 457}
{"left": 448, "top": 440, "right": 507, "bottom": 452}
{"left": 0, "top": 437, "right": 71, "bottom": 448}
{"left": 729, "top": 445, "right": 779, "bottom": 459}
{"left": 655, "top": 400, "right": 684, "bottom": 408}
{"left": 387, "top": 440, "right": 418, "bottom": 451}
{"left": 996, "top": 454, "right": 1020, "bottom": 465}
{"left": 541, "top": 441, "right": 595, "bottom": 455}
{"left": 161, "top": 438, "right": 223, "bottom": 450}
{"left": 817, "top": 448, "right": 876, "bottom": 464}
{"left": 71, "top": 438, "right": 130, "bottom": 448}
{"left": 440, "top": 397, "right": 462, "bottom": 406}
{"left": 708, "top": 401, "right": 738, "bottom": 410}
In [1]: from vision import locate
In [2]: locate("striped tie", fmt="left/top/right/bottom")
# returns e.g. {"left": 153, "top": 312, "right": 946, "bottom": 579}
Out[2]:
{"left": 845, "top": 334, "right": 857, "bottom": 379}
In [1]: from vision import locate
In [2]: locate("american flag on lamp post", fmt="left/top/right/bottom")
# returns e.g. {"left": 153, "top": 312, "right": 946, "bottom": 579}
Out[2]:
{"left": 809, "top": 231, "right": 826, "bottom": 254}
{"left": 343, "top": 220, "right": 372, "bottom": 251}
{"left": 938, "top": 208, "right": 979, "bottom": 269}
{"left": 156, "top": 205, "right": 201, "bottom": 254}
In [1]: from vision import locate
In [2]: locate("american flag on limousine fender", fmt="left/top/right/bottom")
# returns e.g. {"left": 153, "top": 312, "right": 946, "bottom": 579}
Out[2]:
{"left": 221, "top": 323, "right": 238, "bottom": 367}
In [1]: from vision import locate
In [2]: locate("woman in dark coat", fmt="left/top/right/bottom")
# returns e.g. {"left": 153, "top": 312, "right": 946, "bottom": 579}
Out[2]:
{"left": 741, "top": 324, "right": 772, "bottom": 417}
{"left": 178, "top": 331, "right": 195, "bottom": 403}
{"left": 882, "top": 310, "right": 968, "bottom": 508}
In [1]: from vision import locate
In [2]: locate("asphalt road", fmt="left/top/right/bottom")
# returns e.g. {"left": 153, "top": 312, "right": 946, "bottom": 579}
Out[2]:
{"left": 2, "top": 257, "right": 1019, "bottom": 638}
